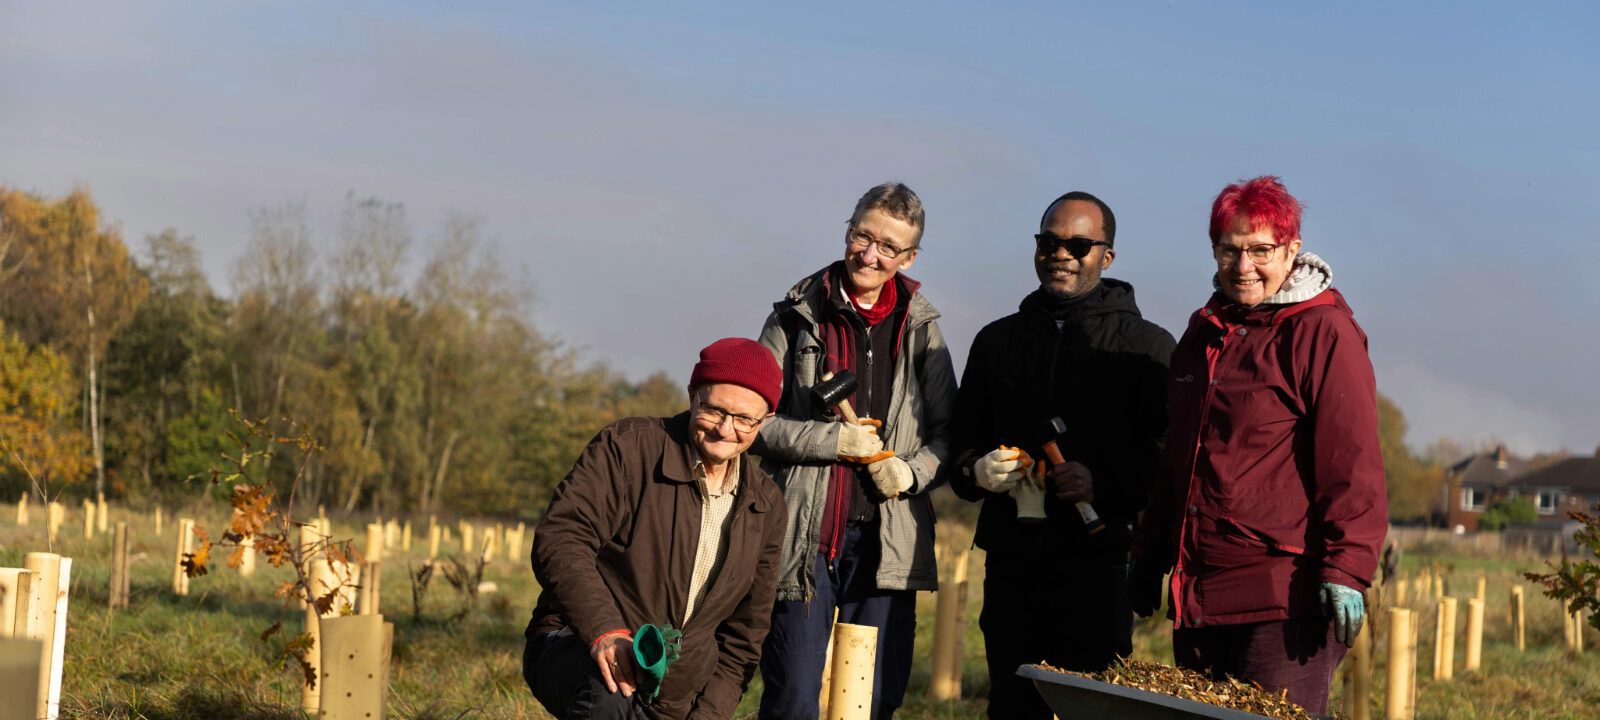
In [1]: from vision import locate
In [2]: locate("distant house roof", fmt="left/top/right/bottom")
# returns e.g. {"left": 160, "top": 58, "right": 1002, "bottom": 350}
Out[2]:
{"left": 1451, "top": 445, "right": 1533, "bottom": 489}
{"left": 1508, "top": 456, "right": 1600, "bottom": 494}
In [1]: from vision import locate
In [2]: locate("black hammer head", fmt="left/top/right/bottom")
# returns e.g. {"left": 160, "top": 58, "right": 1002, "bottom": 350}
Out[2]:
{"left": 1026, "top": 416, "right": 1068, "bottom": 449}
{"left": 811, "top": 370, "right": 858, "bottom": 410}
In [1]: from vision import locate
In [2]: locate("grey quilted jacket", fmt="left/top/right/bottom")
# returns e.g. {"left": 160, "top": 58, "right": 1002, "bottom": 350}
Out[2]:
{"left": 753, "top": 267, "right": 957, "bottom": 603}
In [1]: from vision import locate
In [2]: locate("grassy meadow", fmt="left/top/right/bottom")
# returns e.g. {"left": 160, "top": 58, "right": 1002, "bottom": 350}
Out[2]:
{"left": 2, "top": 501, "right": 1598, "bottom": 719}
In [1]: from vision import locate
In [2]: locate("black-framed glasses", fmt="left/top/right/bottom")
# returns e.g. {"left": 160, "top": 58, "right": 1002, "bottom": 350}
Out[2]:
{"left": 1034, "top": 233, "right": 1111, "bottom": 259}
{"left": 846, "top": 229, "right": 914, "bottom": 260}
{"left": 696, "top": 402, "right": 765, "bottom": 433}
{"left": 1212, "top": 243, "right": 1286, "bottom": 266}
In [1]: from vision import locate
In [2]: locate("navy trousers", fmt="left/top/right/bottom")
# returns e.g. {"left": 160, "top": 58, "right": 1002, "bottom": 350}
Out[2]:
{"left": 979, "top": 553, "right": 1132, "bottom": 719}
{"left": 758, "top": 523, "right": 916, "bottom": 720}
{"left": 524, "top": 628, "right": 651, "bottom": 720}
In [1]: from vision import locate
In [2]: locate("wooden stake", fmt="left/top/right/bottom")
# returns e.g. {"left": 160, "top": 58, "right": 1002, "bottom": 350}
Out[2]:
{"left": 0, "top": 569, "right": 34, "bottom": 638}
{"left": 154, "top": 506, "right": 162, "bottom": 536}
{"left": 15, "top": 493, "right": 27, "bottom": 526}
{"left": 366, "top": 524, "right": 384, "bottom": 565}
{"left": 109, "top": 522, "right": 129, "bottom": 609}
{"left": 361, "top": 524, "right": 383, "bottom": 616}
{"left": 1511, "top": 585, "right": 1525, "bottom": 651}
{"left": 172, "top": 519, "right": 195, "bottom": 596}
{"left": 303, "top": 559, "right": 334, "bottom": 714}
{"left": 22, "top": 553, "right": 61, "bottom": 720}
{"left": 96, "top": 492, "right": 107, "bottom": 533}
{"left": 511, "top": 522, "right": 526, "bottom": 562}
{"left": 401, "top": 521, "right": 412, "bottom": 552}
{"left": 240, "top": 535, "right": 256, "bottom": 577}
{"left": 1474, "top": 574, "right": 1485, "bottom": 604}
{"left": 46, "top": 502, "right": 63, "bottom": 547}
{"left": 82, "top": 499, "right": 94, "bottom": 540}
{"left": 462, "top": 524, "right": 475, "bottom": 559}
{"left": 1576, "top": 607, "right": 1586, "bottom": 654}
{"left": 1385, "top": 608, "right": 1414, "bottom": 720}
{"left": 1464, "top": 598, "right": 1484, "bottom": 671}
{"left": 1433, "top": 597, "right": 1456, "bottom": 680}
{"left": 1345, "top": 602, "right": 1371, "bottom": 720}
{"left": 930, "top": 550, "right": 968, "bottom": 700}
{"left": 45, "top": 558, "right": 69, "bottom": 719}
{"left": 428, "top": 525, "right": 441, "bottom": 559}
{"left": 825, "top": 622, "right": 877, "bottom": 720}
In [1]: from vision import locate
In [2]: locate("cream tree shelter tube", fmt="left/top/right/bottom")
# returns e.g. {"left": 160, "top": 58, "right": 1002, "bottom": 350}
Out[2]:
{"left": 826, "top": 623, "right": 877, "bottom": 720}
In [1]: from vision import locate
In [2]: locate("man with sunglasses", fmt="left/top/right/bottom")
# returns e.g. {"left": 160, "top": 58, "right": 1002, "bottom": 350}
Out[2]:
{"left": 753, "top": 182, "right": 957, "bottom": 720}
{"left": 948, "top": 191, "right": 1174, "bottom": 719}
{"left": 525, "top": 338, "right": 787, "bottom": 720}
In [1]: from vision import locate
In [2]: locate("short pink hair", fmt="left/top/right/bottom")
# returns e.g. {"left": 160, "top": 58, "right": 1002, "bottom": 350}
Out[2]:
{"left": 1208, "top": 175, "right": 1303, "bottom": 244}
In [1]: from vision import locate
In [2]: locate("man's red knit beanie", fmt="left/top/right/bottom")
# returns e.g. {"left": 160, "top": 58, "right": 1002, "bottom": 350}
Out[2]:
{"left": 689, "top": 338, "right": 782, "bottom": 412}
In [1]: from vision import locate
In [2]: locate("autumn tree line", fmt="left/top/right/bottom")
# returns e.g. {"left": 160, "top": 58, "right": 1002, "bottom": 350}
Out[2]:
{"left": 0, "top": 184, "right": 1541, "bottom": 527}
{"left": 0, "top": 186, "right": 684, "bottom": 521}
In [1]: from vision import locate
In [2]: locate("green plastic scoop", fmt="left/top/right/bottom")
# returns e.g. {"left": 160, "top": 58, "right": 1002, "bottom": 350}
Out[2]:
{"left": 631, "top": 623, "right": 683, "bottom": 702}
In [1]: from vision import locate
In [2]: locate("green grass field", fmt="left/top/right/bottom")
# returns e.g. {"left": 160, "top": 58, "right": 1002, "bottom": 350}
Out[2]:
{"left": 4, "top": 507, "right": 1598, "bottom": 719}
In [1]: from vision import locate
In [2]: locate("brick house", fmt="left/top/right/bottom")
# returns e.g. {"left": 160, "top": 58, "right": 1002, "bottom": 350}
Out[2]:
{"left": 1445, "top": 445, "right": 1600, "bottom": 531}
{"left": 1444, "top": 445, "right": 1530, "bottom": 531}
{"left": 1505, "top": 454, "right": 1600, "bottom": 521}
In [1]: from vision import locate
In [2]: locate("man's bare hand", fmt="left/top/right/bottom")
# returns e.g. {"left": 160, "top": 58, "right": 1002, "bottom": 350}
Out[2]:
{"left": 1049, "top": 461, "right": 1094, "bottom": 503}
{"left": 590, "top": 632, "right": 638, "bottom": 696}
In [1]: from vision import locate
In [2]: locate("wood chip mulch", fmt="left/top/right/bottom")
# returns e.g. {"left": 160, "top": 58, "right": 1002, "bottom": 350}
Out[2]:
{"left": 1034, "top": 659, "right": 1318, "bottom": 720}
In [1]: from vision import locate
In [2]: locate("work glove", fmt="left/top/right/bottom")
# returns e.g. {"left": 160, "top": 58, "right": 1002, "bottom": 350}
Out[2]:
{"left": 972, "top": 446, "right": 1032, "bottom": 494}
{"left": 631, "top": 623, "right": 683, "bottom": 703}
{"left": 866, "top": 455, "right": 914, "bottom": 500}
{"left": 836, "top": 418, "right": 885, "bottom": 463}
{"left": 1322, "top": 582, "right": 1366, "bottom": 648}
{"left": 1128, "top": 560, "right": 1165, "bottom": 618}
{"left": 1012, "top": 461, "right": 1047, "bottom": 523}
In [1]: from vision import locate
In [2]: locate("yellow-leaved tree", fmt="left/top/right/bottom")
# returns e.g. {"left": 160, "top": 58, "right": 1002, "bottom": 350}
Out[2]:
{"left": 0, "top": 321, "right": 91, "bottom": 520}
{"left": 0, "top": 187, "right": 148, "bottom": 501}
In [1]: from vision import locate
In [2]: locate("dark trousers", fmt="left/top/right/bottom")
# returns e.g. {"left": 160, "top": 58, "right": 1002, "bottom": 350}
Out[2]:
{"left": 979, "top": 553, "right": 1132, "bottom": 720}
{"left": 758, "top": 523, "right": 916, "bottom": 720}
{"left": 524, "top": 628, "right": 651, "bottom": 720}
{"left": 1173, "top": 618, "right": 1347, "bottom": 715}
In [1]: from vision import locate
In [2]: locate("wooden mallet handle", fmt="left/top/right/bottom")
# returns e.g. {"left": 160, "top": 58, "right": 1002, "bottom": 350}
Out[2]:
{"left": 1041, "top": 440, "right": 1105, "bottom": 535}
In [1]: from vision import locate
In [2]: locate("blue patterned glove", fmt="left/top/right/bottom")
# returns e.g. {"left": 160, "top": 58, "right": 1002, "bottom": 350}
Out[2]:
{"left": 1321, "top": 583, "right": 1365, "bottom": 648}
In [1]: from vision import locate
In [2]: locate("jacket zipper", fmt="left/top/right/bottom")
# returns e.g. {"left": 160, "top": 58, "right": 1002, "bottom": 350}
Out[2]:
{"left": 1173, "top": 310, "right": 1231, "bottom": 629}
{"left": 1046, "top": 321, "right": 1064, "bottom": 399}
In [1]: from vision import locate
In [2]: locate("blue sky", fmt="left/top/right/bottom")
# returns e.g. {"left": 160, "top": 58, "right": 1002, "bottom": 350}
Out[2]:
{"left": 3, "top": 1, "right": 1596, "bottom": 455}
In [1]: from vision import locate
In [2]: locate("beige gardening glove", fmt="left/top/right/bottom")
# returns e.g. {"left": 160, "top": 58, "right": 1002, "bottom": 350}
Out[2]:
{"left": 837, "top": 418, "right": 888, "bottom": 464}
{"left": 1012, "top": 460, "right": 1047, "bottom": 523}
{"left": 867, "top": 455, "right": 914, "bottom": 500}
{"left": 972, "top": 445, "right": 1033, "bottom": 493}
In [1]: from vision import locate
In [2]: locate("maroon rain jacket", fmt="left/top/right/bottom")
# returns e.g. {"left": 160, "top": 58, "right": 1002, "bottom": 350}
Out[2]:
{"left": 1135, "top": 287, "right": 1387, "bottom": 629}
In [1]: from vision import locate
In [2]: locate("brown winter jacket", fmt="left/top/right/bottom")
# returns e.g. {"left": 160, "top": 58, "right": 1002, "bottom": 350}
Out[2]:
{"left": 527, "top": 413, "right": 787, "bottom": 720}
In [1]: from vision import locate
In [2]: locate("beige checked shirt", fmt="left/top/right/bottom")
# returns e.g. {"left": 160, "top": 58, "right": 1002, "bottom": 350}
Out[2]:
{"left": 683, "top": 453, "right": 740, "bottom": 627}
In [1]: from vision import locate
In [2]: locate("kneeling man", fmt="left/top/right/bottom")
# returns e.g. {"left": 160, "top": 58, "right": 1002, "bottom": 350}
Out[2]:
{"left": 524, "top": 338, "right": 788, "bottom": 720}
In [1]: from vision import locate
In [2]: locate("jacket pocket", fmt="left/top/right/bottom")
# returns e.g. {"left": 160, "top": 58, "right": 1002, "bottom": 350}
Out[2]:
{"left": 1218, "top": 515, "right": 1305, "bottom": 556}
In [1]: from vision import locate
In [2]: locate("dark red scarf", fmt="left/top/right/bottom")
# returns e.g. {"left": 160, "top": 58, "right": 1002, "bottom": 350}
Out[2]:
{"left": 816, "top": 263, "right": 905, "bottom": 559}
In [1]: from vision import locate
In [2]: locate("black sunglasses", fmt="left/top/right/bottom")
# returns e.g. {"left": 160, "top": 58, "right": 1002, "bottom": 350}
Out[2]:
{"left": 1034, "top": 233, "right": 1111, "bottom": 258}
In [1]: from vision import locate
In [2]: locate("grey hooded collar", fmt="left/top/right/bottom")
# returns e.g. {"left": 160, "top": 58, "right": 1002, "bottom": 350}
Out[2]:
{"left": 1212, "top": 251, "right": 1332, "bottom": 306}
